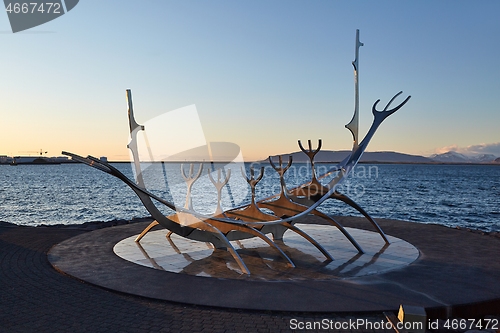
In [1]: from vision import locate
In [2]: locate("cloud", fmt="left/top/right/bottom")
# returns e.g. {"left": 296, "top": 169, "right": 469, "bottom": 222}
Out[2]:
{"left": 435, "top": 142, "right": 500, "bottom": 157}
{"left": 435, "top": 144, "right": 460, "bottom": 154}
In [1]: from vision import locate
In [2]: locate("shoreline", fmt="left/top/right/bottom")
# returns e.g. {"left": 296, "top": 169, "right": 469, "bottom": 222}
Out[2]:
{"left": 0, "top": 216, "right": 154, "bottom": 230}
{"left": 2, "top": 215, "right": 499, "bottom": 239}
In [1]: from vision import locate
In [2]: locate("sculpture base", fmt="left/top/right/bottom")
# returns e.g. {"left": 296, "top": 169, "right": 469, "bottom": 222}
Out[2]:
{"left": 49, "top": 217, "right": 500, "bottom": 315}
{"left": 114, "top": 224, "right": 418, "bottom": 281}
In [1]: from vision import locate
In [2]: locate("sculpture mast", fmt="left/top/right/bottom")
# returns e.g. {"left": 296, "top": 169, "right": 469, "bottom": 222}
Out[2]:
{"left": 345, "top": 29, "right": 363, "bottom": 150}
{"left": 126, "top": 89, "right": 147, "bottom": 188}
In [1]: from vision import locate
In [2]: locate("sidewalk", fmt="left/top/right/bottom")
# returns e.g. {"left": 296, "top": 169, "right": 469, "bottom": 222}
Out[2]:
{"left": 1, "top": 218, "right": 499, "bottom": 333}
{"left": 0, "top": 223, "right": 393, "bottom": 333}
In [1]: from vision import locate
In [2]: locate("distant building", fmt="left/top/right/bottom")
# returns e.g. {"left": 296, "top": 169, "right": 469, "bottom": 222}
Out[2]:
{"left": 12, "top": 156, "right": 38, "bottom": 164}
{"left": 0, "top": 155, "right": 13, "bottom": 164}
{"left": 53, "top": 156, "right": 70, "bottom": 163}
{"left": 9, "top": 156, "right": 74, "bottom": 165}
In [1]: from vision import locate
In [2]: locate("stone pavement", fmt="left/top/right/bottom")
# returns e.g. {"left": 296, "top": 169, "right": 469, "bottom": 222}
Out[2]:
{"left": 1, "top": 217, "right": 500, "bottom": 333}
{"left": 0, "top": 222, "right": 393, "bottom": 333}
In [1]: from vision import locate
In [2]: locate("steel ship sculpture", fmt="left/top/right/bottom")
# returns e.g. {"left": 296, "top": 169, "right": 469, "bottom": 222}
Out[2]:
{"left": 63, "top": 30, "right": 410, "bottom": 275}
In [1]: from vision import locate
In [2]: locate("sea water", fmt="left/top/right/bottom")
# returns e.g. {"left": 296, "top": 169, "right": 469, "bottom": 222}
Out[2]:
{"left": 0, "top": 163, "right": 498, "bottom": 232}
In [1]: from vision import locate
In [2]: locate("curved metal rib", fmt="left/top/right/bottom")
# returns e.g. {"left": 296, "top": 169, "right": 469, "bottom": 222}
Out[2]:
{"left": 261, "top": 155, "right": 364, "bottom": 253}
{"left": 228, "top": 224, "right": 295, "bottom": 268}
{"left": 309, "top": 209, "right": 364, "bottom": 253}
{"left": 279, "top": 222, "right": 334, "bottom": 261}
{"left": 204, "top": 224, "right": 251, "bottom": 275}
{"left": 331, "top": 191, "right": 389, "bottom": 244}
{"left": 135, "top": 220, "right": 159, "bottom": 242}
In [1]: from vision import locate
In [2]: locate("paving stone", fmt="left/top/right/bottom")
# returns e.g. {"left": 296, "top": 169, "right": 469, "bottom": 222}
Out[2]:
{"left": 2, "top": 221, "right": 499, "bottom": 333}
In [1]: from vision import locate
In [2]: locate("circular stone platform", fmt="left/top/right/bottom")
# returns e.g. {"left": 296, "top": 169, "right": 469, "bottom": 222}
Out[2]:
{"left": 113, "top": 225, "right": 418, "bottom": 281}
{"left": 48, "top": 217, "right": 500, "bottom": 313}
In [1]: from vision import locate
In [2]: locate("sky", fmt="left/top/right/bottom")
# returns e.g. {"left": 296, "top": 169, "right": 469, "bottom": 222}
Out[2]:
{"left": 0, "top": 1, "right": 499, "bottom": 161}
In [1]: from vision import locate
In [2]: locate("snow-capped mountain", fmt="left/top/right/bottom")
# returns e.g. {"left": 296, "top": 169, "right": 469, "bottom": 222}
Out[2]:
{"left": 472, "top": 154, "right": 497, "bottom": 163}
{"left": 430, "top": 151, "right": 497, "bottom": 163}
{"left": 430, "top": 151, "right": 470, "bottom": 163}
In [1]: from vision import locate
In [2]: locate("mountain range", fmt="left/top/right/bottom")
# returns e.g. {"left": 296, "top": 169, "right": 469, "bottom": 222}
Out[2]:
{"left": 429, "top": 151, "right": 498, "bottom": 163}
{"left": 267, "top": 150, "right": 499, "bottom": 164}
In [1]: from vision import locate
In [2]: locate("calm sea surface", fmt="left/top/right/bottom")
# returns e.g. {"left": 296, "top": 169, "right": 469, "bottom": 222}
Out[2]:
{"left": 1, "top": 163, "right": 499, "bottom": 232}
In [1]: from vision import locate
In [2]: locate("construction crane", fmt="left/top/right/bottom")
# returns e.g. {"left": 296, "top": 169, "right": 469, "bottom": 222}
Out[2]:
{"left": 17, "top": 149, "right": 48, "bottom": 156}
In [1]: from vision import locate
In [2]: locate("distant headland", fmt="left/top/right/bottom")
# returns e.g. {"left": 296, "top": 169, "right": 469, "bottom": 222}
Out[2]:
{"left": 266, "top": 150, "right": 500, "bottom": 165}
